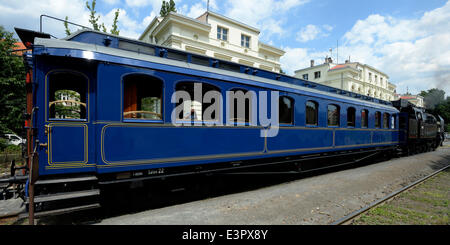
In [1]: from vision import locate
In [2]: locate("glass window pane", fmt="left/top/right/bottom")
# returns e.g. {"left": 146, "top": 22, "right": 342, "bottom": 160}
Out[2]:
{"left": 123, "top": 74, "right": 162, "bottom": 120}
{"left": 375, "top": 112, "right": 381, "bottom": 128}
{"left": 175, "top": 82, "right": 221, "bottom": 122}
{"left": 49, "top": 72, "right": 87, "bottom": 120}
{"left": 306, "top": 100, "right": 318, "bottom": 125}
{"left": 361, "top": 110, "right": 368, "bottom": 128}
{"left": 229, "top": 89, "right": 253, "bottom": 124}
{"left": 328, "top": 104, "right": 340, "bottom": 126}
{"left": 347, "top": 107, "right": 356, "bottom": 127}
{"left": 383, "top": 113, "right": 389, "bottom": 128}
{"left": 279, "top": 96, "right": 294, "bottom": 125}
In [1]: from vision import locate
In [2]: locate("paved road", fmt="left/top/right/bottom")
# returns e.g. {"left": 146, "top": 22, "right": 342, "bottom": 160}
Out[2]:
{"left": 97, "top": 144, "right": 450, "bottom": 225}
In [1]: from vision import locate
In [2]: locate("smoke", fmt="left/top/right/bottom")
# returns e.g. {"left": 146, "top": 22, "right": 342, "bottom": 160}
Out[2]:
{"left": 434, "top": 68, "right": 450, "bottom": 95}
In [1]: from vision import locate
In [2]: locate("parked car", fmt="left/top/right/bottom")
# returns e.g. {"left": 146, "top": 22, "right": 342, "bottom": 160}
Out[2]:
{"left": 1, "top": 134, "right": 24, "bottom": 146}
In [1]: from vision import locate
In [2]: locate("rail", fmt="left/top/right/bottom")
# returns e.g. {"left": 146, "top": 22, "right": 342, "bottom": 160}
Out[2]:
{"left": 331, "top": 164, "right": 450, "bottom": 225}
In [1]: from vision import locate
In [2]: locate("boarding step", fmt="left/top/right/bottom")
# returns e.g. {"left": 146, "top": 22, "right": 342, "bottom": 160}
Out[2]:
{"left": 20, "top": 203, "right": 101, "bottom": 218}
{"left": 26, "top": 189, "right": 100, "bottom": 204}
{"left": 35, "top": 175, "right": 98, "bottom": 185}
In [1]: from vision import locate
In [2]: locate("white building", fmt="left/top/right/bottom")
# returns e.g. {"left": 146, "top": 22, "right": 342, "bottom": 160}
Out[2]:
{"left": 139, "top": 11, "right": 285, "bottom": 73}
{"left": 294, "top": 58, "right": 398, "bottom": 101}
{"left": 400, "top": 94, "right": 425, "bottom": 108}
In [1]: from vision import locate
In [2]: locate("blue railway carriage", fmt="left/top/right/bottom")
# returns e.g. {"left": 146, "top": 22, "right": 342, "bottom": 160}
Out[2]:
{"left": 19, "top": 29, "right": 401, "bottom": 217}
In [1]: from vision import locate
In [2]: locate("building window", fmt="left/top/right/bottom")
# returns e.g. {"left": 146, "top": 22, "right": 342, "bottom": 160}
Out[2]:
{"left": 241, "top": 34, "right": 250, "bottom": 48}
{"left": 279, "top": 96, "right": 294, "bottom": 125}
{"left": 314, "top": 71, "right": 321, "bottom": 79}
{"left": 302, "top": 74, "right": 309, "bottom": 80}
{"left": 375, "top": 111, "right": 381, "bottom": 128}
{"left": 217, "top": 26, "right": 228, "bottom": 41}
{"left": 347, "top": 107, "right": 356, "bottom": 127}
{"left": 48, "top": 71, "right": 87, "bottom": 120}
{"left": 361, "top": 109, "right": 368, "bottom": 128}
{"left": 175, "top": 82, "right": 221, "bottom": 122}
{"left": 383, "top": 113, "right": 390, "bottom": 128}
{"left": 369, "top": 72, "right": 372, "bottom": 82}
{"left": 306, "top": 100, "right": 318, "bottom": 126}
{"left": 123, "top": 74, "right": 163, "bottom": 120}
{"left": 327, "top": 104, "right": 340, "bottom": 127}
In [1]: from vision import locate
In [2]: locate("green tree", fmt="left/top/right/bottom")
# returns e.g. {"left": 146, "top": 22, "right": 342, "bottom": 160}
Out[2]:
{"left": 64, "top": 0, "right": 120, "bottom": 36}
{"left": 0, "top": 26, "right": 26, "bottom": 138}
{"left": 160, "top": 0, "right": 177, "bottom": 17}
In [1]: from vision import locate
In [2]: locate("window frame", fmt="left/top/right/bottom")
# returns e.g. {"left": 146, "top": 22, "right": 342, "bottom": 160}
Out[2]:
{"left": 47, "top": 70, "right": 89, "bottom": 122}
{"left": 279, "top": 96, "right": 294, "bottom": 126}
{"left": 383, "top": 113, "right": 390, "bottom": 129}
{"left": 122, "top": 73, "right": 164, "bottom": 123}
{"left": 227, "top": 88, "right": 256, "bottom": 126}
{"left": 327, "top": 104, "right": 340, "bottom": 127}
{"left": 347, "top": 107, "right": 356, "bottom": 128}
{"left": 305, "top": 100, "right": 319, "bottom": 126}
{"left": 217, "top": 26, "right": 228, "bottom": 41}
{"left": 241, "top": 34, "right": 250, "bottom": 48}
{"left": 174, "top": 81, "right": 222, "bottom": 124}
{"left": 314, "top": 71, "right": 321, "bottom": 79}
{"left": 361, "top": 109, "right": 369, "bottom": 128}
{"left": 302, "top": 74, "right": 309, "bottom": 80}
{"left": 375, "top": 111, "right": 381, "bottom": 128}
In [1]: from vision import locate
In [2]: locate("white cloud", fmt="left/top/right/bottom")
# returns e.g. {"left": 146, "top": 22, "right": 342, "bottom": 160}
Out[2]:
{"left": 280, "top": 47, "right": 328, "bottom": 75}
{"left": 296, "top": 24, "right": 334, "bottom": 43}
{"left": 339, "top": 1, "right": 450, "bottom": 94}
{"left": 0, "top": 0, "right": 91, "bottom": 38}
{"left": 224, "top": 0, "right": 309, "bottom": 40}
{"left": 282, "top": 1, "right": 450, "bottom": 95}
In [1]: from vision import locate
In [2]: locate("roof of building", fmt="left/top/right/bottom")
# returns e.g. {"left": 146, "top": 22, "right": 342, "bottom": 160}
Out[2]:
{"left": 13, "top": 42, "right": 26, "bottom": 50}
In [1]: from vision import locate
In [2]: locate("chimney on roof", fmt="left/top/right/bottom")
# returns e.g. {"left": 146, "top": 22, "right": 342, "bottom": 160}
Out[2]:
{"left": 326, "top": 57, "right": 333, "bottom": 64}
{"left": 345, "top": 60, "right": 349, "bottom": 64}
{"left": 310, "top": 60, "right": 314, "bottom": 67}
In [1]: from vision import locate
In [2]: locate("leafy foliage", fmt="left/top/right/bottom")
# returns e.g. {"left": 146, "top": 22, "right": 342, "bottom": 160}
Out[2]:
{"left": 0, "top": 26, "right": 26, "bottom": 137}
{"left": 160, "top": 0, "right": 177, "bottom": 17}
{"left": 64, "top": 0, "right": 120, "bottom": 36}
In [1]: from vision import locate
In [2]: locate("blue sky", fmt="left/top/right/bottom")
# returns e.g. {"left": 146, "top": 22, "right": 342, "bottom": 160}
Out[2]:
{"left": 1, "top": 0, "right": 449, "bottom": 95}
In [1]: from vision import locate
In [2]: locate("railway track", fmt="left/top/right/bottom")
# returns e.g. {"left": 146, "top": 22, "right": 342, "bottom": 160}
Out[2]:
{"left": 331, "top": 164, "right": 450, "bottom": 225}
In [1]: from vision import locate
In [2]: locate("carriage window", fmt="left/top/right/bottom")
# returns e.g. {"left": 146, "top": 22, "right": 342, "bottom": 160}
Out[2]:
{"left": 375, "top": 111, "right": 381, "bottom": 128}
{"left": 49, "top": 72, "right": 87, "bottom": 120}
{"left": 306, "top": 100, "right": 318, "bottom": 126}
{"left": 383, "top": 113, "right": 390, "bottom": 128}
{"left": 347, "top": 107, "right": 356, "bottom": 127}
{"left": 391, "top": 115, "right": 396, "bottom": 129}
{"left": 327, "top": 104, "right": 340, "bottom": 127}
{"left": 123, "top": 74, "right": 162, "bottom": 120}
{"left": 361, "top": 109, "right": 368, "bottom": 128}
{"left": 228, "top": 88, "right": 255, "bottom": 124}
{"left": 175, "top": 82, "right": 221, "bottom": 122}
{"left": 279, "top": 96, "right": 294, "bottom": 125}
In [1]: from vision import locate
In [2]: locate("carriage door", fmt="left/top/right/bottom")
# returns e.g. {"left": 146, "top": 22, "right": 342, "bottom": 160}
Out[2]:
{"left": 46, "top": 71, "right": 89, "bottom": 167}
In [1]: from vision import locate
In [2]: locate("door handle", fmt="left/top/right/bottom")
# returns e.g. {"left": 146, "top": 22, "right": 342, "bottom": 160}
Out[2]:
{"left": 39, "top": 143, "right": 48, "bottom": 148}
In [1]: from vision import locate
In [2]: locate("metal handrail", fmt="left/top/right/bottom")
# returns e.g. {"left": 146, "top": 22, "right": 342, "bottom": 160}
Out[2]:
{"left": 40, "top": 14, "right": 91, "bottom": 35}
